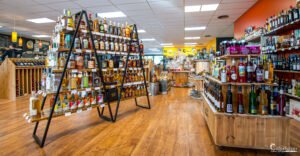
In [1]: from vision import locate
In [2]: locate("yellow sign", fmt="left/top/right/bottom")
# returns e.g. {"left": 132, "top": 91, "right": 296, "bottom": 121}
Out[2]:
{"left": 163, "top": 47, "right": 199, "bottom": 57}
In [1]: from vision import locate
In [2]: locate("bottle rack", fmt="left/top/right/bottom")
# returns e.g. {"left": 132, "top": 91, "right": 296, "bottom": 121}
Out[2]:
{"left": 27, "top": 10, "right": 151, "bottom": 147}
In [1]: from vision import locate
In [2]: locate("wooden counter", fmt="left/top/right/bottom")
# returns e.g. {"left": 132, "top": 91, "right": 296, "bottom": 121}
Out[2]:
{"left": 171, "top": 70, "right": 192, "bottom": 87}
{"left": 200, "top": 92, "right": 291, "bottom": 150}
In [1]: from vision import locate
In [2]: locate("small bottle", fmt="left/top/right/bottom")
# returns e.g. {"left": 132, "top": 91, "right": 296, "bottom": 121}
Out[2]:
{"left": 29, "top": 91, "right": 41, "bottom": 117}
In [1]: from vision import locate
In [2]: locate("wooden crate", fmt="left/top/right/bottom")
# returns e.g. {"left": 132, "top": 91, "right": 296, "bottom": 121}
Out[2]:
{"left": 201, "top": 93, "right": 290, "bottom": 150}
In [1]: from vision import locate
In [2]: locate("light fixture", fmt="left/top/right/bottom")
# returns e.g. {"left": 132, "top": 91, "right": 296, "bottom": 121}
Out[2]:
{"left": 26, "top": 18, "right": 55, "bottom": 23}
{"left": 18, "top": 37, "right": 23, "bottom": 47}
{"left": 184, "top": 42, "right": 197, "bottom": 45}
{"left": 97, "top": 11, "right": 126, "bottom": 18}
{"left": 185, "top": 26, "right": 206, "bottom": 31}
{"left": 163, "top": 46, "right": 174, "bottom": 48}
{"left": 32, "top": 35, "right": 51, "bottom": 38}
{"left": 185, "top": 5, "right": 201, "bottom": 12}
{"left": 141, "top": 38, "right": 155, "bottom": 41}
{"left": 201, "top": 4, "right": 219, "bottom": 11}
{"left": 160, "top": 43, "right": 173, "bottom": 46}
{"left": 12, "top": 16, "right": 17, "bottom": 42}
{"left": 138, "top": 29, "right": 146, "bottom": 33}
{"left": 0, "top": 26, "right": 3, "bottom": 28}
{"left": 185, "top": 37, "right": 201, "bottom": 40}
{"left": 218, "top": 15, "right": 229, "bottom": 19}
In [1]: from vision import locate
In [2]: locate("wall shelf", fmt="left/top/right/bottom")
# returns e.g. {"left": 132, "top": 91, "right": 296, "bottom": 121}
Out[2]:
{"left": 274, "top": 69, "right": 300, "bottom": 74}
{"left": 205, "top": 75, "right": 278, "bottom": 86}
{"left": 262, "top": 46, "right": 300, "bottom": 54}
{"left": 263, "top": 19, "right": 300, "bottom": 36}
{"left": 216, "top": 54, "right": 260, "bottom": 59}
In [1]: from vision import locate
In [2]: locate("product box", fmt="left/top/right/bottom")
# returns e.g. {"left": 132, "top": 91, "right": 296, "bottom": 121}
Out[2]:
{"left": 289, "top": 99, "right": 300, "bottom": 121}
{"left": 246, "top": 45, "right": 260, "bottom": 54}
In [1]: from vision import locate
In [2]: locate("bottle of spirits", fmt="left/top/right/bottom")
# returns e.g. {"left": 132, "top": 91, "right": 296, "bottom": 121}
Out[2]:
{"left": 246, "top": 55, "right": 253, "bottom": 83}
{"left": 220, "top": 66, "right": 227, "bottom": 83}
{"left": 255, "top": 59, "right": 264, "bottom": 83}
{"left": 100, "top": 36, "right": 105, "bottom": 50}
{"left": 62, "top": 94, "right": 69, "bottom": 112}
{"left": 278, "top": 87, "right": 285, "bottom": 116}
{"left": 93, "top": 14, "right": 99, "bottom": 32}
{"left": 67, "top": 10, "right": 74, "bottom": 29}
{"left": 249, "top": 84, "right": 257, "bottom": 114}
{"left": 103, "top": 17, "right": 108, "bottom": 33}
{"left": 225, "top": 85, "right": 233, "bottom": 113}
{"left": 270, "top": 94, "right": 277, "bottom": 115}
{"left": 237, "top": 86, "right": 244, "bottom": 114}
{"left": 238, "top": 58, "right": 246, "bottom": 83}
{"left": 268, "top": 58, "right": 274, "bottom": 83}
{"left": 230, "top": 59, "right": 237, "bottom": 82}
{"left": 29, "top": 91, "right": 41, "bottom": 117}
{"left": 99, "top": 19, "right": 104, "bottom": 33}
{"left": 260, "top": 85, "right": 268, "bottom": 115}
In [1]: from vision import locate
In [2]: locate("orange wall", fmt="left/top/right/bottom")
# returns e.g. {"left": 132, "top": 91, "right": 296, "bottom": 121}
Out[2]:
{"left": 234, "top": 0, "right": 296, "bottom": 39}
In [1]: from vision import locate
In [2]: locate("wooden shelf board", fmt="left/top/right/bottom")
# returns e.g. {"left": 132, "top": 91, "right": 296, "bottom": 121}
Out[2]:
{"left": 284, "top": 93, "right": 300, "bottom": 101}
{"left": 263, "top": 19, "right": 300, "bottom": 36}
{"left": 262, "top": 46, "right": 300, "bottom": 54}
{"left": 205, "top": 75, "right": 278, "bottom": 86}
{"left": 217, "top": 54, "right": 260, "bottom": 59}
{"left": 274, "top": 70, "right": 300, "bottom": 74}
{"left": 245, "top": 35, "right": 261, "bottom": 43}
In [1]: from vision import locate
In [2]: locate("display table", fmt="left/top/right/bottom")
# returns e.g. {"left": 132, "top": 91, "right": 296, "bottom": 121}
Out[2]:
{"left": 171, "top": 71, "right": 192, "bottom": 87}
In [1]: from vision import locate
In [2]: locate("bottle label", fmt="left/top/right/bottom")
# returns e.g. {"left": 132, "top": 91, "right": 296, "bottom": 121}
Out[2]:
{"left": 238, "top": 66, "right": 245, "bottom": 77}
{"left": 231, "top": 73, "right": 237, "bottom": 80}
{"left": 264, "top": 71, "right": 269, "bottom": 80}
{"left": 246, "top": 66, "right": 253, "bottom": 72}
{"left": 297, "top": 64, "right": 300, "bottom": 70}
{"left": 221, "top": 72, "right": 227, "bottom": 82}
{"left": 256, "top": 70, "right": 263, "bottom": 82}
{"left": 226, "top": 104, "right": 233, "bottom": 113}
{"left": 238, "top": 105, "right": 244, "bottom": 113}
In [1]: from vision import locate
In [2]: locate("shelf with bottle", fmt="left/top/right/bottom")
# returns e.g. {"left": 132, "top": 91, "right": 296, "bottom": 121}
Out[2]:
{"left": 244, "top": 26, "right": 263, "bottom": 43}
{"left": 264, "top": 19, "right": 300, "bottom": 36}
{"left": 57, "top": 48, "right": 140, "bottom": 56}
{"left": 274, "top": 69, "right": 300, "bottom": 73}
{"left": 216, "top": 54, "right": 260, "bottom": 59}
{"left": 245, "top": 35, "right": 261, "bottom": 43}
{"left": 81, "top": 30, "right": 133, "bottom": 41}
{"left": 284, "top": 93, "right": 300, "bottom": 101}
{"left": 262, "top": 46, "right": 300, "bottom": 54}
{"left": 205, "top": 75, "right": 278, "bottom": 86}
{"left": 218, "top": 39, "right": 261, "bottom": 58}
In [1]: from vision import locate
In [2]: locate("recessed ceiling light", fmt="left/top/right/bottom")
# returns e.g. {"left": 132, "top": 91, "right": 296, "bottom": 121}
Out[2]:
{"left": 26, "top": 18, "right": 55, "bottom": 23}
{"left": 201, "top": 4, "right": 219, "bottom": 11}
{"left": 97, "top": 11, "right": 126, "bottom": 18}
{"left": 138, "top": 29, "right": 146, "bottom": 33}
{"left": 141, "top": 38, "right": 155, "bottom": 41}
{"left": 184, "top": 37, "right": 201, "bottom": 40}
{"left": 218, "top": 15, "right": 229, "bottom": 19}
{"left": 185, "top": 42, "right": 197, "bottom": 45}
{"left": 160, "top": 43, "right": 173, "bottom": 46}
{"left": 0, "top": 26, "right": 2, "bottom": 28}
{"left": 32, "top": 35, "right": 51, "bottom": 38}
{"left": 185, "top": 26, "right": 206, "bottom": 31}
{"left": 185, "top": 5, "right": 201, "bottom": 12}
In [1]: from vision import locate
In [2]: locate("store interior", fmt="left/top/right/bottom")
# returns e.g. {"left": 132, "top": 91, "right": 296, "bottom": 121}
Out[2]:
{"left": 1, "top": 0, "right": 300, "bottom": 155}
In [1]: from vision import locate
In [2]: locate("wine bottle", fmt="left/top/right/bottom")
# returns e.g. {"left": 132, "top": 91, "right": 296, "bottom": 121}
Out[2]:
{"left": 220, "top": 67, "right": 227, "bottom": 83}
{"left": 260, "top": 85, "right": 268, "bottom": 115}
{"left": 278, "top": 87, "right": 285, "bottom": 116}
{"left": 237, "top": 86, "right": 244, "bottom": 114}
{"left": 255, "top": 59, "right": 264, "bottom": 83}
{"left": 230, "top": 59, "right": 237, "bottom": 82}
{"left": 249, "top": 84, "right": 257, "bottom": 114}
{"left": 225, "top": 85, "right": 233, "bottom": 113}
{"left": 246, "top": 55, "right": 253, "bottom": 83}
{"left": 270, "top": 94, "right": 277, "bottom": 115}
{"left": 238, "top": 58, "right": 246, "bottom": 83}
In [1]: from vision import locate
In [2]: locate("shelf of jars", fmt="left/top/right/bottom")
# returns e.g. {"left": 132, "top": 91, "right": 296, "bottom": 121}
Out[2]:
{"left": 216, "top": 54, "right": 260, "bottom": 60}
{"left": 262, "top": 46, "right": 300, "bottom": 54}
{"left": 205, "top": 75, "right": 279, "bottom": 86}
{"left": 263, "top": 18, "right": 300, "bottom": 36}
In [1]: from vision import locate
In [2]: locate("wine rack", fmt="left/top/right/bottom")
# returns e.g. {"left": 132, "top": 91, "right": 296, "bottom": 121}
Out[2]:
{"left": 0, "top": 58, "right": 45, "bottom": 100}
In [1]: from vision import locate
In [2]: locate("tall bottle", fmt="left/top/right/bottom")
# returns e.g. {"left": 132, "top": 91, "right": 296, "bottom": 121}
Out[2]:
{"left": 260, "top": 85, "right": 268, "bottom": 115}
{"left": 219, "top": 89, "right": 224, "bottom": 112}
{"left": 237, "top": 86, "right": 244, "bottom": 114}
{"left": 238, "top": 58, "right": 246, "bottom": 82}
{"left": 249, "top": 84, "right": 257, "bottom": 114}
{"left": 93, "top": 14, "right": 99, "bottom": 32}
{"left": 67, "top": 10, "right": 74, "bottom": 29}
{"left": 270, "top": 94, "right": 277, "bottom": 115}
{"left": 268, "top": 58, "right": 274, "bottom": 83}
{"left": 255, "top": 59, "right": 264, "bottom": 83}
{"left": 220, "top": 66, "right": 227, "bottom": 83}
{"left": 246, "top": 55, "right": 253, "bottom": 83}
{"left": 278, "top": 87, "right": 286, "bottom": 116}
{"left": 225, "top": 85, "right": 233, "bottom": 113}
{"left": 230, "top": 59, "right": 237, "bottom": 82}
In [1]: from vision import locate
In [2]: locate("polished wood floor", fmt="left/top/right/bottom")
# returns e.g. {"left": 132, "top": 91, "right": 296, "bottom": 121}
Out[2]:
{"left": 0, "top": 88, "right": 276, "bottom": 156}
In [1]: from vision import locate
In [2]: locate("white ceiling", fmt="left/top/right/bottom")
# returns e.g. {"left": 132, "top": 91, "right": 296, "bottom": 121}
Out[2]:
{"left": 0, "top": 0, "right": 257, "bottom": 50}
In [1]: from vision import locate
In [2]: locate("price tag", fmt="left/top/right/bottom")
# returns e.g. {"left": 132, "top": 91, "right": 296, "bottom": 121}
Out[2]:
{"left": 86, "top": 49, "right": 92, "bottom": 53}
{"left": 111, "top": 85, "right": 115, "bottom": 88}
{"left": 106, "top": 34, "right": 110, "bottom": 37}
{"left": 43, "top": 92, "right": 47, "bottom": 97}
{"left": 65, "top": 112, "right": 72, "bottom": 116}
{"left": 77, "top": 109, "right": 82, "bottom": 113}
{"left": 295, "top": 46, "right": 299, "bottom": 49}
{"left": 288, "top": 47, "right": 292, "bottom": 50}
{"left": 72, "top": 69, "right": 78, "bottom": 73}
{"left": 86, "top": 88, "right": 91, "bottom": 92}
{"left": 281, "top": 48, "right": 284, "bottom": 52}
{"left": 100, "top": 104, "right": 105, "bottom": 108}
{"left": 102, "top": 69, "right": 107, "bottom": 71}
{"left": 75, "top": 49, "right": 82, "bottom": 53}
{"left": 87, "top": 107, "right": 92, "bottom": 111}
{"left": 99, "top": 32, "right": 104, "bottom": 36}
{"left": 71, "top": 90, "right": 77, "bottom": 94}
{"left": 66, "top": 27, "right": 73, "bottom": 31}
{"left": 92, "top": 69, "right": 97, "bottom": 72}
{"left": 95, "top": 87, "right": 100, "bottom": 90}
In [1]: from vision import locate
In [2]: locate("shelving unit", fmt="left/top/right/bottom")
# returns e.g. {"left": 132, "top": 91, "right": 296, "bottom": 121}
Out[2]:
{"left": 205, "top": 75, "right": 278, "bottom": 86}
{"left": 274, "top": 69, "right": 300, "bottom": 74}
{"left": 28, "top": 10, "right": 151, "bottom": 148}
{"left": 216, "top": 54, "right": 260, "bottom": 59}
{"left": 263, "top": 19, "right": 300, "bottom": 36}
{"left": 262, "top": 46, "right": 300, "bottom": 54}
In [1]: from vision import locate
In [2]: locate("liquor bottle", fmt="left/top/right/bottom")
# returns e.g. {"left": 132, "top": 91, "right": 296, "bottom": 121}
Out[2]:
{"left": 238, "top": 58, "right": 246, "bottom": 82}
{"left": 230, "top": 59, "right": 237, "bottom": 82}
{"left": 119, "top": 39, "right": 123, "bottom": 52}
{"left": 84, "top": 93, "right": 90, "bottom": 107}
{"left": 249, "top": 84, "right": 257, "bottom": 114}
{"left": 93, "top": 14, "right": 99, "bottom": 32}
{"left": 94, "top": 37, "right": 99, "bottom": 50}
{"left": 237, "top": 86, "right": 244, "bottom": 114}
{"left": 270, "top": 94, "right": 277, "bottom": 115}
{"left": 99, "top": 36, "right": 105, "bottom": 50}
{"left": 220, "top": 66, "right": 227, "bottom": 83}
{"left": 110, "top": 38, "right": 114, "bottom": 51}
{"left": 260, "top": 85, "right": 268, "bottom": 115}
{"left": 77, "top": 92, "right": 84, "bottom": 109}
{"left": 114, "top": 38, "right": 119, "bottom": 51}
{"left": 267, "top": 58, "right": 274, "bottom": 83}
{"left": 278, "top": 87, "right": 285, "bottom": 116}
{"left": 88, "top": 55, "right": 95, "bottom": 69}
{"left": 125, "top": 22, "right": 130, "bottom": 38}
{"left": 122, "top": 24, "right": 126, "bottom": 37}
{"left": 99, "top": 19, "right": 104, "bottom": 33}
{"left": 90, "top": 91, "right": 96, "bottom": 106}
{"left": 67, "top": 10, "right": 74, "bottom": 29}
{"left": 108, "top": 21, "right": 113, "bottom": 34}
{"left": 255, "top": 59, "right": 264, "bottom": 83}
{"left": 246, "top": 55, "right": 253, "bottom": 83}
{"left": 117, "top": 23, "right": 122, "bottom": 36}
{"left": 219, "top": 89, "right": 224, "bottom": 112}
{"left": 103, "top": 17, "right": 108, "bottom": 33}
{"left": 29, "top": 91, "right": 41, "bottom": 116}
{"left": 83, "top": 72, "right": 89, "bottom": 88}
{"left": 62, "top": 94, "right": 69, "bottom": 112}
{"left": 105, "top": 37, "right": 110, "bottom": 51}
{"left": 70, "top": 73, "right": 77, "bottom": 89}
{"left": 74, "top": 37, "right": 81, "bottom": 49}
{"left": 225, "top": 85, "right": 233, "bottom": 113}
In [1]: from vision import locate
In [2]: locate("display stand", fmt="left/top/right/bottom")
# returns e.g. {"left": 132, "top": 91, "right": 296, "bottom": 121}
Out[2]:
{"left": 31, "top": 10, "right": 114, "bottom": 147}
{"left": 114, "top": 24, "right": 151, "bottom": 122}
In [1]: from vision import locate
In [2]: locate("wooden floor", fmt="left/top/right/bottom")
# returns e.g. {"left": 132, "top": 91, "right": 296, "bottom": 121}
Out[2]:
{"left": 0, "top": 88, "right": 277, "bottom": 156}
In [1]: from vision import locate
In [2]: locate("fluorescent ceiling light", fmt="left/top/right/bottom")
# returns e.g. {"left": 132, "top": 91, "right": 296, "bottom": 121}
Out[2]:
{"left": 138, "top": 29, "right": 146, "bottom": 33}
{"left": 0, "top": 26, "right": 2, "bottom": 28}
{"left": 141, "top": 38, "right": 155, "bottom": 41}
{"left": 32, "top": 35, "right": 51, "bottom": 38}
{"left": 97, "top": 11, "right": 126, "bottom": 18}
{"left": 184, "top": 42, "right": 197, "bottom": 45}
{"left": 185, "top": 37, "right": 201, "bottom": 40}
{"left": 185, "top": 5, "right": 201, "bottom": 12}
{"left": 149, "top": 48, "right": 160, "bottom": 52}
{"left": 163, "top": 46, "right": 174, "bottom": 48}
{"left": 185, "top": 26, "right": 206, "bottom": 31}
{"left": 201, "top": 4, "right": 219, "bottom": 11}
{"left": 160, "top": 43, "right": 173, "bottom": 46}
{"left": 26, "top": 18, "right": 55, "bottom": 23}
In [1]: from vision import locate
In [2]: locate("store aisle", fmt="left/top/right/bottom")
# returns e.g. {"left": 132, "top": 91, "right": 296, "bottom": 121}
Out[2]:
{"left": 0, "top": 88, "right": 273, "bottom": 156}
